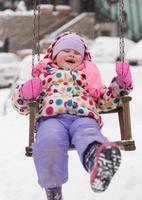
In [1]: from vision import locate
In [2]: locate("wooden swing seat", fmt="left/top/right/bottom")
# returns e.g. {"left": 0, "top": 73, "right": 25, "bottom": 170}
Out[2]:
{"left": 25, "top": 95, "right": 136, "bottom": 157}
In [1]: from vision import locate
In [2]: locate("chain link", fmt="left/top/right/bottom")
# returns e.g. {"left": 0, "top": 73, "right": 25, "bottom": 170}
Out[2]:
{"left": 32, "top": 0, "right": 40, "bottom": 67}
{"left": 119, "top": 0, "right": 125, "bottom": 61}
{"left": 37, "top": 0, "right": 41, "bottom": 62}
{"left": 32, "top": 0, "right": 37, "bottom": 67}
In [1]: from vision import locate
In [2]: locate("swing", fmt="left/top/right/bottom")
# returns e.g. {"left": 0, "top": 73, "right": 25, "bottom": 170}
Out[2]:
{"left": 25, "top": 0, "right": 136, "bottom": 157}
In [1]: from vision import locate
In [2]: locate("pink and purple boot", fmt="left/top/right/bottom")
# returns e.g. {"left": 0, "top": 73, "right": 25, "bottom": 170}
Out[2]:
{"left": 84, "top": 142, "right": 121, "bottom": 192}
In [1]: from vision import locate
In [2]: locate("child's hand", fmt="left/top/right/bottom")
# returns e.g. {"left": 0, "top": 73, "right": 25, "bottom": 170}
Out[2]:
{"left": 116, "top": 61, "right": 132, "bottom": 88}
{"left": 20, "top": 78, "right": 42, "bottom": 100}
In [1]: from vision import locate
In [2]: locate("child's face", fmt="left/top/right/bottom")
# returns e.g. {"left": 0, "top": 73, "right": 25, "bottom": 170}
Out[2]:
{"left": 54, "top": 49, "right": 83, "bottom": 70}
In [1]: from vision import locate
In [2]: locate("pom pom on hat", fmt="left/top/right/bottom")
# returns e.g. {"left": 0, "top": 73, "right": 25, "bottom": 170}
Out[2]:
{"left": 52, "top": 33, "right": 85, "bottom": 59}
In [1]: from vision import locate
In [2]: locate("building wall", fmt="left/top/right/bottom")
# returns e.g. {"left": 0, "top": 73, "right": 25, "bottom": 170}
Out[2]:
{"left": 0, "top": 11, "right": 72, "bottom": 52}
{"left": 94, "top": 0, "right": 142, "bottom": 41}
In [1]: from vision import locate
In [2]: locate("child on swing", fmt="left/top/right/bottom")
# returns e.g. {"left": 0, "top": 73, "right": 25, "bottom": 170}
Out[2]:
{"left": 12, "top": 32, "right": 132, "bottom": 200}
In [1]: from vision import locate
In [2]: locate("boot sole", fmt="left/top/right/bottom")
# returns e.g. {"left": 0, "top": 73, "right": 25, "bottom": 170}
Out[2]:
{"left": 90, "top": 142, "right": 121, "bottom": 192}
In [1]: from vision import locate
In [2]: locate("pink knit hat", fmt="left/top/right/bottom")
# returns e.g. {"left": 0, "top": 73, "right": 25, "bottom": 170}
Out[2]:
{"left": 52, "top": 33, "right": 85, "bottom": 59}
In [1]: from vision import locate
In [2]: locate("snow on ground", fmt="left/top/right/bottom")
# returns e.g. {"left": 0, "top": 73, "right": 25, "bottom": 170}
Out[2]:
{"left": 89, "top": 36, "right": 136, "bottom": 63}
{"left": 0, "top": 62, "right": 142, "bottom": 200}
{"left": 125, "top": 39, "right": 142, "bottom": 65}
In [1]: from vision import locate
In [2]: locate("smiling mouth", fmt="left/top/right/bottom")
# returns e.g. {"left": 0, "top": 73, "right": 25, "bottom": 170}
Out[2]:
{"left": 65, "top": 59, "right": 75, "bottom": 64}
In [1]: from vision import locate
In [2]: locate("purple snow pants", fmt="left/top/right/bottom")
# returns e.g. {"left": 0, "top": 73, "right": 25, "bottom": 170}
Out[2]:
{"left": 32, "top": 114, "right": 108, "bottom": 188}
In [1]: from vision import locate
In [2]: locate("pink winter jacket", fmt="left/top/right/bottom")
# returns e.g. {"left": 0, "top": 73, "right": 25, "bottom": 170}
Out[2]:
{"left": 12, "top": 61, "right": 132, "bottom": 128}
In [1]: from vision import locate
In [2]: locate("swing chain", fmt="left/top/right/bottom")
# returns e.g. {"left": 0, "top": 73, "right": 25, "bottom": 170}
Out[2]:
{"left": 37, "top": 0, "right": 41, "bottom": 62}
{"left": 119, "top": 0, "right": 125, "bottom": 61}
{"left": 32, "top": 0, "right": 41, "bottom": 67}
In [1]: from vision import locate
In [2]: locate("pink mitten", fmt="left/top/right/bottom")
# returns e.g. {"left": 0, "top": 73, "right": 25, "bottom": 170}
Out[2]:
{"left": 116, "top": 61, "right": 132, "bottom": 88}
{"left": 20, "top": 78, "right": 42, "bottom": 100}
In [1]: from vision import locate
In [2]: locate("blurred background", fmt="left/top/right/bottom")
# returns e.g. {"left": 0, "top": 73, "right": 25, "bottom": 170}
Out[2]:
{"left": 0, "top": 1, "right": 142, "bottom": 200}
{"left": 0, "top": 0, "right": 141, "bottom": 88}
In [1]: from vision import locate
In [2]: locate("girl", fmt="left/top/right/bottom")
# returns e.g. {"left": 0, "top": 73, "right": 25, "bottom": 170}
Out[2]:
{"left": 12, "top": 32, "right": 132, "bottom": 200}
